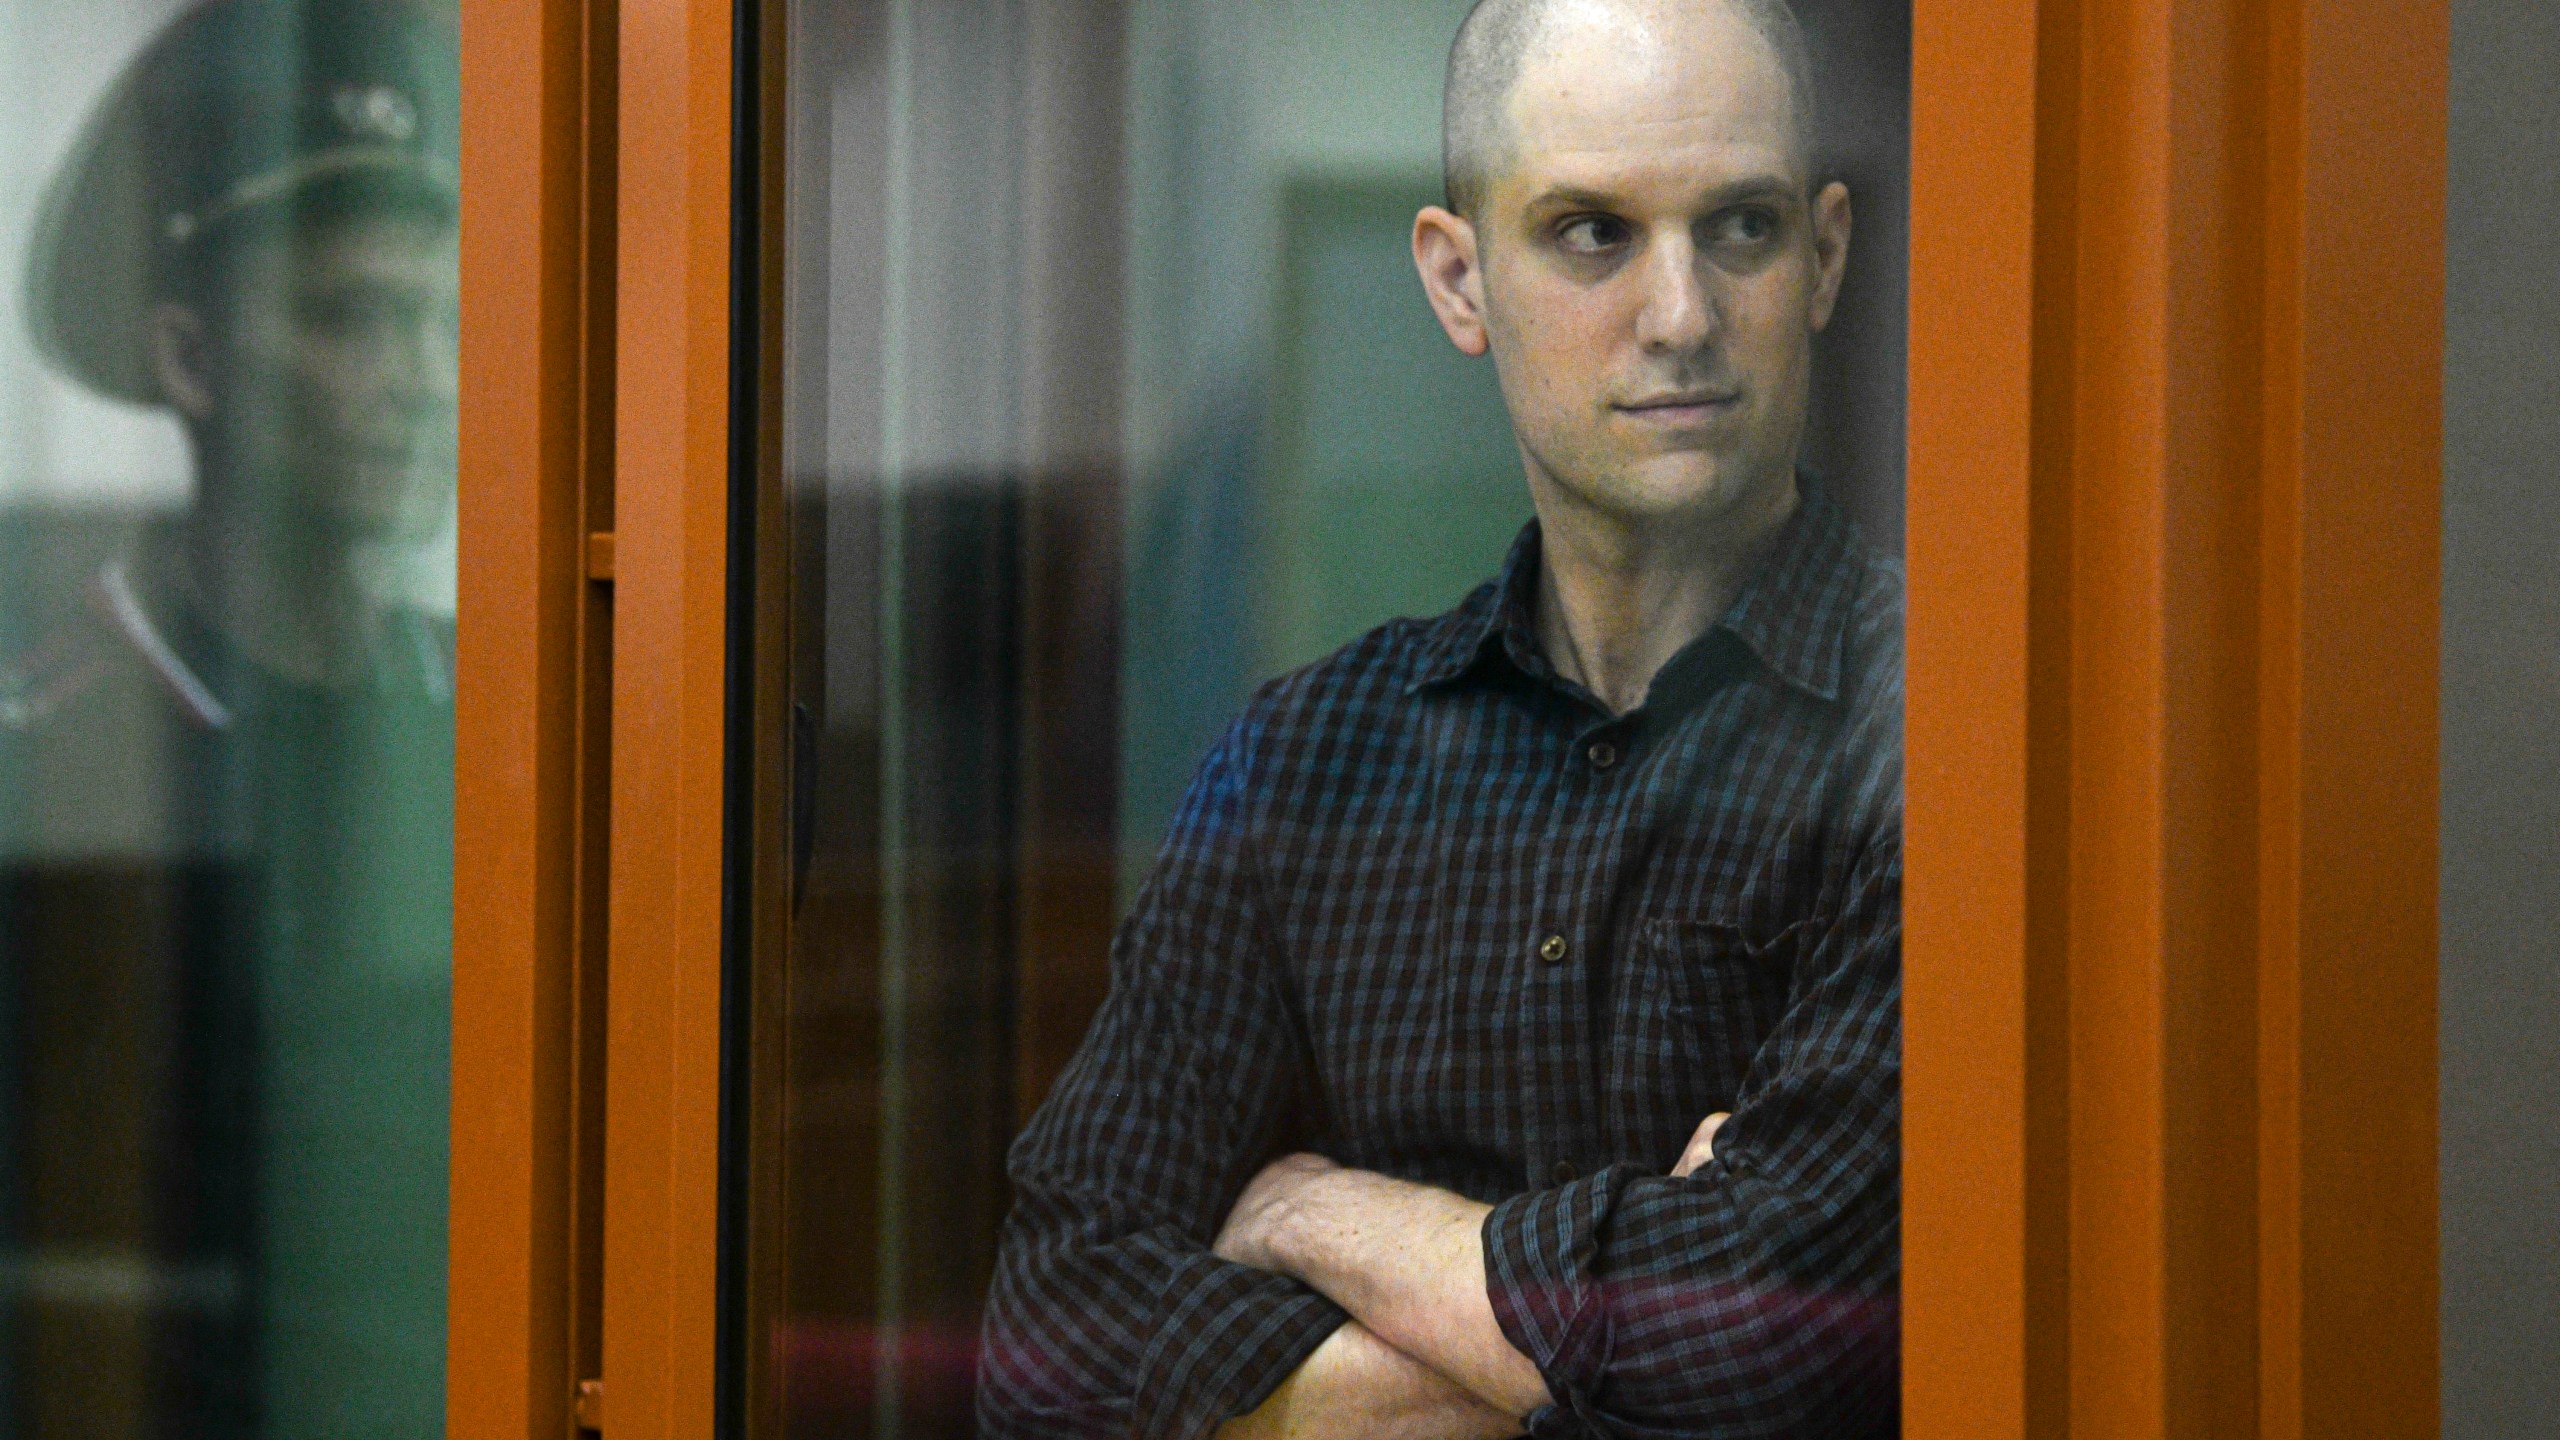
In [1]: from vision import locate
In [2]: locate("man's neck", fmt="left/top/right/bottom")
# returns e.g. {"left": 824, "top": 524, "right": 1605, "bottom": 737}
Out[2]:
{"left": 1530, "top": 471, "right": 1800, "bottom": 716}
{"left": 151, "top": 495, "right": 385, "bottom": 689}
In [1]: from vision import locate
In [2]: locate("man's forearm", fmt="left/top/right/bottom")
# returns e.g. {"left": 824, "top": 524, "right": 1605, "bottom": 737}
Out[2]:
{"left": 1218, "top": 1158, "right": 1552, "bottom": 1420}
{"left": 1213, "top": 1320, "right": 1521, "bottom": 1440}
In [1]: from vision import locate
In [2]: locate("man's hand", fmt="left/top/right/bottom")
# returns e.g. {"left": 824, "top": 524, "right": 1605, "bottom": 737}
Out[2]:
{"left": 1209, "top": 1155, "right": 1551, "bottom": 1420}
{"left": 1213, "top": 1322, "right": 1522, "bottom": 1440}
{"left": 1672, "top": 1112, "right": 1731, "bottom": 1179}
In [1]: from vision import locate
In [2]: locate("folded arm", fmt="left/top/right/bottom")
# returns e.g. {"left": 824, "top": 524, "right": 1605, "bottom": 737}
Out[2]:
{"left": 1218, "top": 840, "right": 1903, "bottom": 1439}
{"left": 1213, "top": 1156, "right": 1544, "bottom": 1419}
{"left": 1214, "top": 1321, "right": 1522, "bottom": 1440}
{"left": 1212, "top": 1114, "right": 1731, "bottom": 1425}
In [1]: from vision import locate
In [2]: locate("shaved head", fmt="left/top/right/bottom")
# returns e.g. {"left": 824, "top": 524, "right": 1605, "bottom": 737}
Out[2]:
{"left": 1442, "top": 0, "right": 1819, "bottom": 218}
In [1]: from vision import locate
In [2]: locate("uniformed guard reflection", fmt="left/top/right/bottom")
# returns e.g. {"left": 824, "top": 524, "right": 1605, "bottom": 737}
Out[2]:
{"left": 2, "top": 1, "right": 457, "bottom": 1436}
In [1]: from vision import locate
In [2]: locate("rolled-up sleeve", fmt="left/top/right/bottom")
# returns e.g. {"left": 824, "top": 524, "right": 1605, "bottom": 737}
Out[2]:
{"left": 1483, "top": 833, "right": 1903, "bottom": 1440}
{"left": 979, "top": 720, "right": 1346, "bottom": 1440}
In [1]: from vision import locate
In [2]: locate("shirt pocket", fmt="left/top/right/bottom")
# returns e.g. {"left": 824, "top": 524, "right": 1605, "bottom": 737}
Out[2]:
{"left": 1609, "top": 915, "right": 1805, "bottom": 1151}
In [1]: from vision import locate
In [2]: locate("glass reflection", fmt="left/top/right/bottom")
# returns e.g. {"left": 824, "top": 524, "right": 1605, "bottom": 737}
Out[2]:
{"left": 0, "top": 2, "right": 456, "bottom": 1436}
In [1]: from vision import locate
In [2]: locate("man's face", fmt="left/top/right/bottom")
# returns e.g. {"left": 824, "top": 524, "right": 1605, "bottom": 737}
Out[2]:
{"left": 194, "top": 207, "right": 461, "bottom": 545}
{"left": 1463, "top": 4, "right": 1848, "bottom": 534}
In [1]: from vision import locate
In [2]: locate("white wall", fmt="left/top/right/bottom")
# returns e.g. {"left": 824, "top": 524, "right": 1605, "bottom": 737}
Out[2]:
{"left": 0, "top": 0, "right": 193, "bottom": 511}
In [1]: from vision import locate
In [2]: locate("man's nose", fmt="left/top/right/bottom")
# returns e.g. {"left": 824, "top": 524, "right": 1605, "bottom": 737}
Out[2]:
{"left": 1634, "top": 236, "right": 1718, "bottom": 356}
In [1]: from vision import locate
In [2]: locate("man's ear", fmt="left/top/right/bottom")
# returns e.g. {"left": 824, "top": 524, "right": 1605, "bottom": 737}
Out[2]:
{"left": 1807, "top": 181, "right": 1853, "bottom": 334}
{"left": 1412, "top": 206, "right": 1491, "bottom": 357}
{"left": 147, "top": 302, "right": 219, "bottom": 422}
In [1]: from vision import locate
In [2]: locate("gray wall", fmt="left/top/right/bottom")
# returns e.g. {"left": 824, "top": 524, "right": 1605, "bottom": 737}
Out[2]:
{"left": 2441, "top": 1, "right": 2560, "bottom": 1433}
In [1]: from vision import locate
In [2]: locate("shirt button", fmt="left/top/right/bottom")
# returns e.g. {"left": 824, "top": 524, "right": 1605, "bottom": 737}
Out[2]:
{"left": 1588, "top": 741, "right": 1619, "bottom": 771}
{"left": 1551, "top": 1160, "right": 1579, "bottom": 1185}
{"left": 1538, "top": 934, "right": 1569, "bottom": 965}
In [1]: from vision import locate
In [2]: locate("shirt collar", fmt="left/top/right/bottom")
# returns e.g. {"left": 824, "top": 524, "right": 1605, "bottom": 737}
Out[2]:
{"left": 1715, "top": 480, "right": 1859, "bottom": 703}
{"left": 1407, "top": 475, "right": 1863, "bottom": 705}
{"left": 1407, "top": 520, "right": 1543, "bottom": 695}
{"left": 92, "top": 557, "right": 236, "bottom": 730}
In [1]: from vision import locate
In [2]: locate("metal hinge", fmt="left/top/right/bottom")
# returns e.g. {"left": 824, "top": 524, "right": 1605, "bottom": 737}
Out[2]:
{"left": 573, "top": 1377, "right": 604, "bottom": 1433}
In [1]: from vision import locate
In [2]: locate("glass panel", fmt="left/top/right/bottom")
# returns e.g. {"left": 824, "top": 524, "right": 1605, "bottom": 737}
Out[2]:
{"left": 758, "top": 2, "right": 1907, "bottom": 1435}
{"left": 0, "top": 2, "right": 457, "bottom": 1436}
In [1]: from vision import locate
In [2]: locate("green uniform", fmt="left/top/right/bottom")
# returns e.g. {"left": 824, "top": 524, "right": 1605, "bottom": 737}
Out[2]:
{"left": 214, "top": 599, "right": 453, "bottom": 1440}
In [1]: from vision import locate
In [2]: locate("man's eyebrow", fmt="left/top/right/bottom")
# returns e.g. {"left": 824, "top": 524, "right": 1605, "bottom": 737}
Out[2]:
{"left": 1524, "top": 176, "right": 1803, "bottom": 213}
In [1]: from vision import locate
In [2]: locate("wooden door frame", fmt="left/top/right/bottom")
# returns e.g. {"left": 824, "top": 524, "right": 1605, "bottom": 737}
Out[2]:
{"left": 454, "top": 0, "right": 2450, "bottom": 1435}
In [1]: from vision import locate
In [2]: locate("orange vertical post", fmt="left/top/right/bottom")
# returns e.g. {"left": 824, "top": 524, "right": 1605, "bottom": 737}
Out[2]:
{"left": 453, "top": 0, "right": 599, "bottom": 1435}
{"left": 599, "top": 0, "right": 734, "bottom": 1436}
{"left": 1901, "top": 0, "right": 2056, "bottom": 1435}
{"left": 1904, "top": 0, "right": 2443, "bottom": 1435}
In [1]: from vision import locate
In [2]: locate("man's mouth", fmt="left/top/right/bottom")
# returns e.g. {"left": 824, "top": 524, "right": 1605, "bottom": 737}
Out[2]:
{"left": 1614, "top": 391, "right": 1742, "bottom": 425}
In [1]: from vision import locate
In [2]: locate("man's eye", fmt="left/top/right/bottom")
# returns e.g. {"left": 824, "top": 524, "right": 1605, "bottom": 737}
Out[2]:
{"left": 1708, "top": 208, "right": 1779, "bottom": 246}
{"left": 1556, "top": 215, "right": 1631, "bottom": 254}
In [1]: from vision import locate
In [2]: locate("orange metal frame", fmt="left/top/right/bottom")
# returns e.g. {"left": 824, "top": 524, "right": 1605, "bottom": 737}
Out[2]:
{"left": 455, "top": 0, "right": 2448, "bottom": 1435}
{"left": 595, "top": 0, "right": 738, "bottom": 1436}
{"left": 453, "top": 0, "right": 608, "bottom": 1435}
{"left": 1903, "top": 0, "right": 2444, "bottom": 1436}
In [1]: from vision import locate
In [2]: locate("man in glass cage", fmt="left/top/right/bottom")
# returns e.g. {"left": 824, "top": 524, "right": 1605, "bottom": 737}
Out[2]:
{"left": 983, "top": 2, "right": 1899, "bottom": 1437}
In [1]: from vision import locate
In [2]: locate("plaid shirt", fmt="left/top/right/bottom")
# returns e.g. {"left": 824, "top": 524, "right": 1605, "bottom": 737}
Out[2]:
{"left": 981, "top": 485, "right": 1903, "bottom": 1440}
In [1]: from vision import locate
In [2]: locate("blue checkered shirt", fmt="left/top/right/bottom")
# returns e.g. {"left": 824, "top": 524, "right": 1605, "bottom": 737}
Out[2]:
{"left": 981, "top": 485, "right": 1904, "bottom": 1439}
